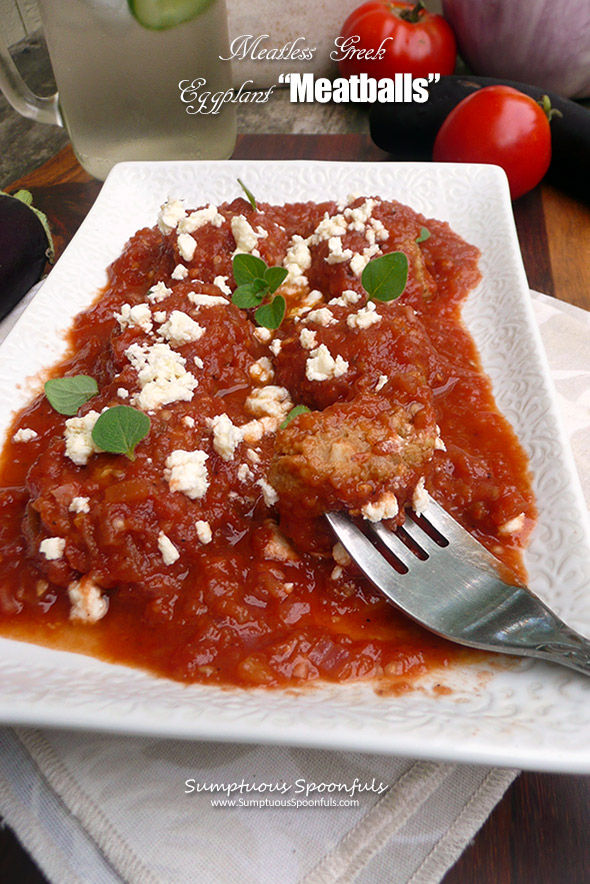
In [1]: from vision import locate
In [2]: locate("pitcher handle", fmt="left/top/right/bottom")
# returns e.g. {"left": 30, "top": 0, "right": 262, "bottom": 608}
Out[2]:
{"left": 0, "top": 32, "right": 62, "bottom": 126}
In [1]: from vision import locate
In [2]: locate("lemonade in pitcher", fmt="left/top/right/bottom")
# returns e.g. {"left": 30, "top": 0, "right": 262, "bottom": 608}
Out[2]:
{"left": 34, "top": 0, "right": 237, "bottom": 178}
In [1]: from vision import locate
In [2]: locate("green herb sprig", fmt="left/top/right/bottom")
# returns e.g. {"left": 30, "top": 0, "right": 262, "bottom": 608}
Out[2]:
{"left": 232, "top": 254, "right": 288, "bottom": 329}
{"left": 280, "top": 405, "right": 311, "bottom": 429}
{"left": 361, "top": 251, "right": 409, "bottom": 303}
{"left": 91, "top": 406, "right": 150, "bottom": 460}
{"left": 44, "top": 375, "right": 151, "bottom": 459}
{"left": 415, "top": 226, "right": 431, "bottom": 244}
{"left": 44, "top": 375, "right": 99, "bottom": 415}
{"left": 237, "top": 178, "right": 257, "bottom": 211}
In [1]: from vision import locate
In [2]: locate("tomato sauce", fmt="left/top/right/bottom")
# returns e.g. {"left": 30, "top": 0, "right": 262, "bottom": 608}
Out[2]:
{"left": 0, "top": 195, "right": 536, "bottom": 689}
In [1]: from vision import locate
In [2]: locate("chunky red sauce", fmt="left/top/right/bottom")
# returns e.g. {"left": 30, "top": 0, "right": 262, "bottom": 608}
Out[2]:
{"left": 0, "top": 195, "right": 536, "bottom": 689}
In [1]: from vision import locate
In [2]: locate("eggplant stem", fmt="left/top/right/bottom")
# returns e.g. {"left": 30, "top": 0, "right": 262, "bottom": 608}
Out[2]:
{"left": 10, "top": 189, "right": 55, "bottom": 262}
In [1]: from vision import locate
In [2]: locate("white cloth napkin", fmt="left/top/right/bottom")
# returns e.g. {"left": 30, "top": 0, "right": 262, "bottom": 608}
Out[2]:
{"left": 0, "top": 289, "right": 589, "bottom": 884}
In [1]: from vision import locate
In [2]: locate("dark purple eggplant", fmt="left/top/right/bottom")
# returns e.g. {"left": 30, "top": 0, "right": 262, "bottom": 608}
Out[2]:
{"left": 369, "top": 74, "right": 590, "bottom": 204}
{"left": 0, "top": 190, "right": 54, "bottom": 321}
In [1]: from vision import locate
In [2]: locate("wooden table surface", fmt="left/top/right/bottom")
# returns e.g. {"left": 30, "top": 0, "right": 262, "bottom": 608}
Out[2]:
{"left": 1, "top": 134, "right": 590, "bottom": 884}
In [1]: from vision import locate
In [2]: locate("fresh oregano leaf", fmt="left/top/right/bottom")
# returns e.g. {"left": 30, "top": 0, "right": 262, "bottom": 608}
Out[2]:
{"left": 44, "top": 375, "right": 99, "bottom": 415}
{"left": 361, "top": 252, "right": 409, "bottom": 303}
{"left": 233, "top": 253, "right": 267, "bottom": 286}
{"left": 91, "top": 406, "right": 150, "bottom": 460}
{"left": 280, "top": 404, "right": 311, "bottom": 429}
{"left": 264, "top": 265, "right": 288, "bottom": 294}
{"left": 232, "top": 282, "right": 267, "bottom": 308}
{"left": 237, "top": 178, "right": 257, "bottom": 211}
{"left": 255, "top": 295, "right": 286, "bottom": 330}
{"left": 415, "top": 227, "right": 431, "bottom": 244}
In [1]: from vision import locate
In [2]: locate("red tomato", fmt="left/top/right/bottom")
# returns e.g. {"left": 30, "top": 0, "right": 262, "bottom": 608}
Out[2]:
{"left": 337, "top": 1, "right": 457, "bottom": 80}
{"left": 432, "top": 86, "right": 552, "bottom": 200}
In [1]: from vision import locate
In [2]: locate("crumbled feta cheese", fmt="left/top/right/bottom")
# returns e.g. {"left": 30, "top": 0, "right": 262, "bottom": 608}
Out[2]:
{"left": 344, "top": 198, "right": 377, "bottom": 231}
{"left": 177, "top": 232, "right": 197, "bottom": 262}
{"left": 344, "top": 289, "right": 363, "bottom": 304}
{"left": 293, "top": 290, "right": 324, "bottom": 319}
{"left": 246, "top": 448, "right": 261, "bottom": 464}
{"left": 171, "top": 263, "right": 189, "bottom": 280}
{"left": 434, "top": 428, "right": 446, "bottom": 452}
{"left": 333, "top": 542, "right": 352, "bottom": 567}
{"left": 68, "top": 577, "right": 108, "bottom": 623}
{"left": 12, "top": 427, "right": 37, "bottom": 442}
{"left": 300, "top": 328, "right": 318, "bottom": 350}
{"left": 207, "top": 413, "right": 243, "bottom": 461}
{"left": 115, "top": 303, "right": 153, "bottom": 334}
{"left": 257, "top": 477, "right": 278, "bottom": 506}
{"left": 283, "top": 234, "right": 312, "bottom": 287}
{"left": 237, "top": 463, "right": 254, "bottom": 482}
{"left": 165, "top": 449, "right": 209, "bottom": 499}
{"left": 369, "top": 217, "right": 389, "bottom": 241}
{"left": 306, "top": 345, "right": 349, "bottom": 382}
{"left": 349, "top": 253, "right": 368, "bottom": 277}
{"left": 304, "top": 307, "right": 337, "bottom": 327}
{"left": 69, "top": 496, "right": 90, "bottom": 514}
{"left": 157, "top": 198, "right": 186, "bottom": 235}
{"left": 178, "top": 204, "right": 224, "bottom": 234}
{"left": 269, "top": 338, "right": 282, "bottom": 356}
{"left": 153, "top": 311, "right": 167, "bottom": 324}
{"left": 183, "top": 415, "right": 195, "bottom": 428}
{"left": 242, "top": 416, "right": 290, "bottom": 444}
{"left": 117, "top": 387, "right": 129, "bottom": 399}
{"left": 231, "top": 215, "right": 261, "bottom": 255}
{"left": 303, "top": 290, "right": 323, "bottom": 307}
{"left": 146, "top": 281, "right": 173, "bottom": 304}
{"left": 157, "top": 310, "right": 204, "bottom": 347}
{"left": 240, "top": 420, "right": 267, "bottom": 444}
{"left": 158, "top": 531, "right": 180, "bottom": 565}
{"left": 362, "top": 493, "right": 399, "bottom": 522}
{"left": 375, "top": 375, "right": 388, "bottom": 392}
{"left": 331, "top": 566, "right": 343, "bottom": 580}
{"left": 328, "top": 289, "right": 362, "bottom": 307}
{"left": 498, "top": 513, "right": 526, "bottom": 535}
{"left": 126, "top": 342, "right": 198, "bottom": 411}
{"left": 347, "top": 302, "right": 382, "bottom": 330}
{"left": 195, "top": 520, "right": 212, "bottom": 545}
{"left": 64, "top": 410, "right": 102, "bottom": 466}
{"left": 412, "top": 478, "right": 429, "bottom": 515}
{"left": 249, "top": 357, "right": 274, "bottom": 383}
{"left": 254, "top": 326, "right": 273, "bottom": 344}
{"left": 245, "top": 386, "right": 292, "bottom": 420}
{"left": 40, "top": 537, "right": 66, "bottom": 560}
{"left": 310, "top": 213, "right": 347, "bottom": 243}
{"left": 194, "top": 356, "right": 204, "bottom": 369}
{"left": 326, "top": 236, "right": 353, "bottom": 265}
{"left": 188, "top": 291, "right": 228, "bottom": 309}
{"left": 213, "top": 275, "right": 232, "bottom": 296}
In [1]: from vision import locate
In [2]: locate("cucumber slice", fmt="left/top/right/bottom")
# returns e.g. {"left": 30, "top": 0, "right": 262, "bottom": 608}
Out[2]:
{"left": 128, "top": 0, "right": 215, "bottom": 30}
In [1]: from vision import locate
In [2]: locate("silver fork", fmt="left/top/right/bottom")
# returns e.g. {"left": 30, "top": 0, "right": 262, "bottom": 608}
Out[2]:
{"left": 327, "top": 500, "right": 590, "bottom": 677}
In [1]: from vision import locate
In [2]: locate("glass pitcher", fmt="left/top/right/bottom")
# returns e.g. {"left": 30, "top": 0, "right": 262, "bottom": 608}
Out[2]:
{"left": 0, "top": 0, "right": 237, "bottom": 180}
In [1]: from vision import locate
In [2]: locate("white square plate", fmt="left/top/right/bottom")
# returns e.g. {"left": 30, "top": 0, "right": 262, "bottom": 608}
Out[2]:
{"left": 1, "top": 161, "right": 590, "bottom": 772}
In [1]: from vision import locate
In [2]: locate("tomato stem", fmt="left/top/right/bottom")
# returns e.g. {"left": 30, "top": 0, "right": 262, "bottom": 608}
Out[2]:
{"left": 398, "top": 1, "right": 426, "bottom": 23}
{"left": 538, "top": 94, "right": 563, "bottom": 123}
